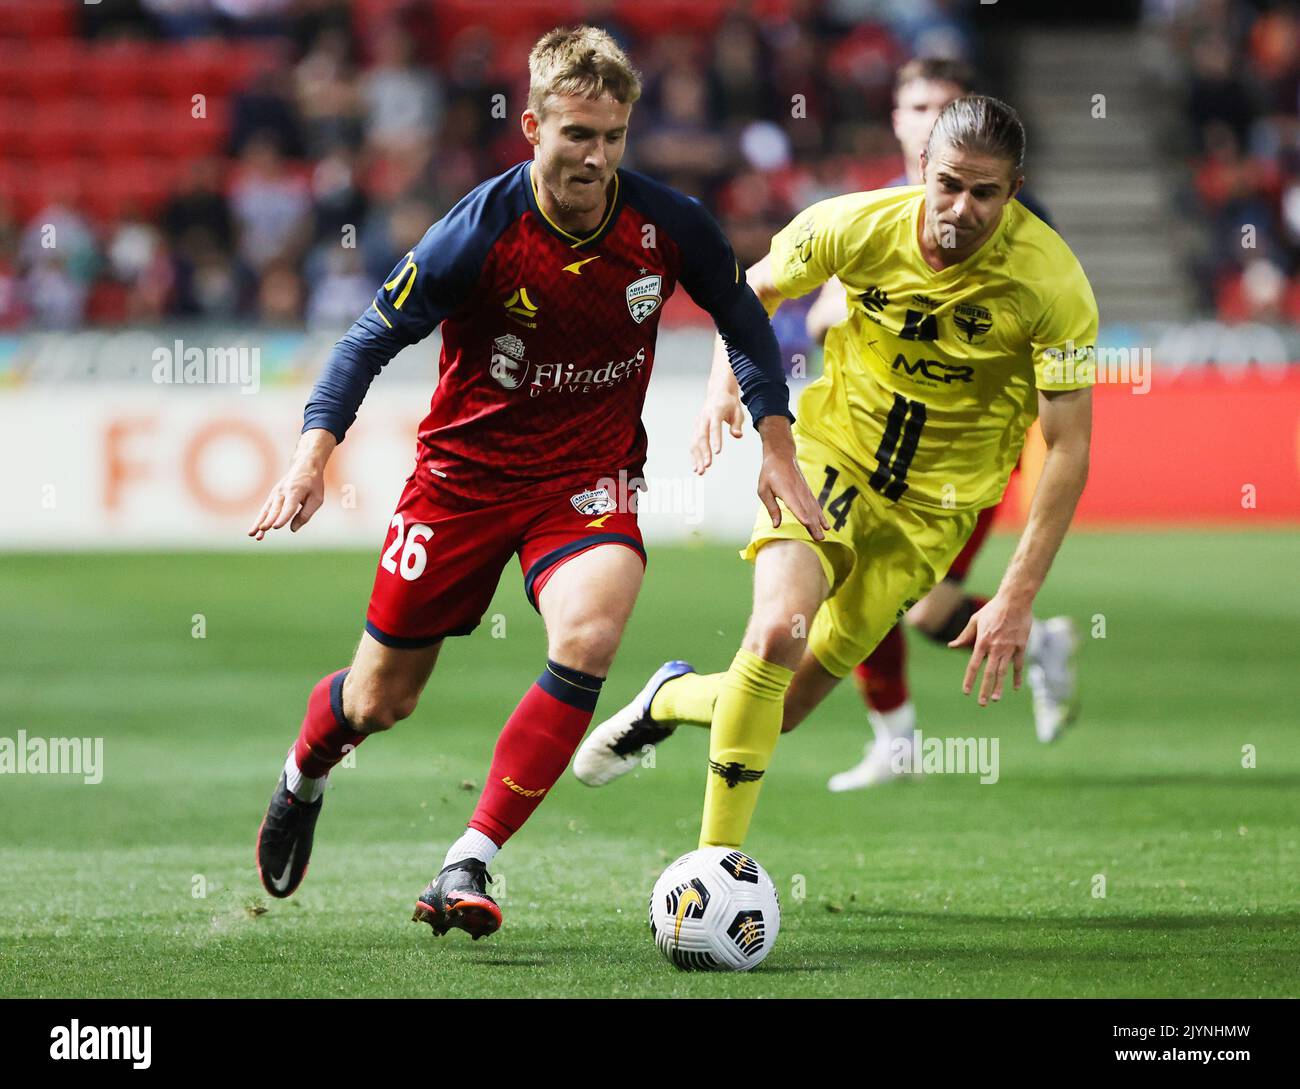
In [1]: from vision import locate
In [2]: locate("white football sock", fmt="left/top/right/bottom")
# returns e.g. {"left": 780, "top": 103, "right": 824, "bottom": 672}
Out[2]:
{"left": 442, "top": 828, "right": 499, "bottom": 869}
{"left": 283, "top": 749, "right": 327, "bottom": 803}
{"left": 867, "top": 701, "right": 918, "bottom": 744}
{"left": 1026, "top": 617, "right": 1045, "bottom": 662}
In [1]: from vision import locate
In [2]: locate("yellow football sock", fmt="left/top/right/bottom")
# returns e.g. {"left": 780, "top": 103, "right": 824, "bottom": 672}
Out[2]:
{"left": 698, "top": 649, "right": 793, "bottom": 848}
{"left": 649, "top": 671, "right": 724, "bottom": 726}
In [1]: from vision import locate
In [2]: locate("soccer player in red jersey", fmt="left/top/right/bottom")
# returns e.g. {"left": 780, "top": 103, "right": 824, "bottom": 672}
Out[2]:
{"left": 248, "top": 26, "right": 827, "bottom": 938}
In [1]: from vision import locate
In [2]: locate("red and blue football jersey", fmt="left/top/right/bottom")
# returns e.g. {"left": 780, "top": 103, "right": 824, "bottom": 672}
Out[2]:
{"left": 304, "top": 160, "right": 790, "bottom": 507}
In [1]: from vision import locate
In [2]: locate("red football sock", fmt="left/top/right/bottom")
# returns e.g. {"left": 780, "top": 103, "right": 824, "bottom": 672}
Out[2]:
{"left": 293, "top": 668, "right": 366, "bottom": 779}
{"left": 853, "top": 623, "right": 909, "bottom": 713}
{"left": 468, "top": 660, "right": 603, "bottom": 846}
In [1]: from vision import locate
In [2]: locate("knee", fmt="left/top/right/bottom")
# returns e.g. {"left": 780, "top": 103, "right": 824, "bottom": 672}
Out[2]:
{"left": 742, "top": 610, "right": 805, "bottom": 668}
{"left": 549, "top": 614, "right": 623, "bottom": 676}
{"left": 344, "top": 686, "right": 419, "bottom": 734}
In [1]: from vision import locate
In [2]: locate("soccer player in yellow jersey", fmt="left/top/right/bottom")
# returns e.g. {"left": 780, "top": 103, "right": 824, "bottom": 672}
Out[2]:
{"left": 574, "top": 96, "right": 1098, "bottom": 851}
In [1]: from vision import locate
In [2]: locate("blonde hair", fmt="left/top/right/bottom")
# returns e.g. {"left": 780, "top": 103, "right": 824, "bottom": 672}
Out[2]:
{"left": 527, "top": 25, "right": 642, "bottom": 116}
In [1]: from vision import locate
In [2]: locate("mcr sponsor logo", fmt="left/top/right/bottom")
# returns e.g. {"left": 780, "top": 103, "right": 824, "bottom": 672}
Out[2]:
{"left": 891, "top": 352, "right": 974, "bottom": 384}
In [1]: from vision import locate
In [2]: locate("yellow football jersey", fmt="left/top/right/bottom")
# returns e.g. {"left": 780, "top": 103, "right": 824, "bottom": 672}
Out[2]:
{"left": 770, "top": 186, "right": 1098, "bottom": 512}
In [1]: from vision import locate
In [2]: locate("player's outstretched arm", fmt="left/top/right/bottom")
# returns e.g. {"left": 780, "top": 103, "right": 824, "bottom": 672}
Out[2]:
{"left": 247, "top": 428, "right": 337, "bottom": 541}
{"left": 754, "top": 414, "right": 829, "bottom": 542}
{"left": 951, "top": 386, "right": 1092, "bottom": 705}
{"left": 691, "top": 255, "right": 783, "bottom": 475}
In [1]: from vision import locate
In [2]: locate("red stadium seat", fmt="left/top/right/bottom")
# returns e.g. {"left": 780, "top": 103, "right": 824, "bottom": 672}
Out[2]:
{"left": 24, "top": 104, "right": 90, "bottom": 161}
{"left": 0, "top": 0, "right": 75, "bottom": 41}
{"left": 84, "top": 41, "right": 160, "bottom": 101}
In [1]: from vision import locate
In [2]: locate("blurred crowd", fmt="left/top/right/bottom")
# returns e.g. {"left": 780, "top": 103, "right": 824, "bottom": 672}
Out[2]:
{"left": 1155, "top": 0, "right": 1300, "bottom": 320}
{"left": 0, "top": 0, "right": 978, "bottom": 332}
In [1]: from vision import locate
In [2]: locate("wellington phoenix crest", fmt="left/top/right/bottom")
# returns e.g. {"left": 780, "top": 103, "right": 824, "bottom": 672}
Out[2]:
{"left": 626, "top": 274, "right": 662, "bottom": 324}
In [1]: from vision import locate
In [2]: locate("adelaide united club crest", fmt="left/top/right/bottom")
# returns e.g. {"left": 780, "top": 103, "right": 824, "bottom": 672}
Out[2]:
{"left": 626, "top": 271, "right": 662, "bottom": 324}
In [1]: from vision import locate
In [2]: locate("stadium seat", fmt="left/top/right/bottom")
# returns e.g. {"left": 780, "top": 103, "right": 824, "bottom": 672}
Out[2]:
{"left": 0, "top": 0, "right": 75, "bottom": 41}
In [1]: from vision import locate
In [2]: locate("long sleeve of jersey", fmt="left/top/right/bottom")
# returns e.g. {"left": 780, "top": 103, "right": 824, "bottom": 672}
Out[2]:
{"left": 301, "top": 190, "right": 499, "bottom": 442}
{"left": 674, "top": 198, "right": 793, "bottom": 425}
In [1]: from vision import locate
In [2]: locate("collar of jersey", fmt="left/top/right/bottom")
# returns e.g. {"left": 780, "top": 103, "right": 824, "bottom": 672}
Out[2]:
{"left": 525, "top": 162, "right": 622, "bottom": 249}
{"left": 908, "top": 190, "right": 1010, "bottom": 278}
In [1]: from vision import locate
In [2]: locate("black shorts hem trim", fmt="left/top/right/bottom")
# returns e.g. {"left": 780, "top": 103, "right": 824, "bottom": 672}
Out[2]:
{"left": 364, "top": 620, "right": 478, "bottom": 648}
{"left": 523, "top": 533, "right": 647, "bottom": 610}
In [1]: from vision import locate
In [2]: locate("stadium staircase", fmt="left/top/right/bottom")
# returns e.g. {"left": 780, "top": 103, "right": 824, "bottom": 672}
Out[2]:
{"left": 1005, "top": 26, "right": 1195, "bottom": 323}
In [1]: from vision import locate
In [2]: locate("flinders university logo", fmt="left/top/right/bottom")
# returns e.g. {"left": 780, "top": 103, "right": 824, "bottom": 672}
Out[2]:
{"left": 489, "top": 334, "right": 530, "bottom": 390}
{"left": 625, "top": 273, "right": 662, "bottom": 324}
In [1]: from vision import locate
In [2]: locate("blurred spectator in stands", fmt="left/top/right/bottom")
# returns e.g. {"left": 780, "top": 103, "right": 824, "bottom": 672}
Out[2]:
{"left": 362, "top": 21, "right": 443, "bottom": 157}
{"left": 212, "top": 0, "right": 295, "bottom": 39}
{"left": 360, "top": 195, "right": 439, "bottom": 284}
{"left": 83, "top": 0, "right": 162, "bottom": 39}
{"left": 0, "top": 206, "right": 29, "bottom": 331}
{"left": 1249, "top": 4, "right": 1300, "bottom": 115}
{"left": 257, "top": 258, "right": 305, "bottom": 324}
{"left": 107, "top": 212, "right": 176, "bottom": 322}
{"left": 138, "top": 0, "right": 218, "bottom": 40}
{"left": 636, "top": 55, "right": 731, "bottom": 200}
{"left": 295, "top": 27, "right": 363, "bottom": 157}
{"left": 307, "top": 247, "right": 373, "bottom": 329}
{"left": 229, "top": 134, "right": 313, "bottom": 274}
{"left": 309, "top": 148, "right": 368, "bottom": 252}
{"left": 710, "top": 15, "right": 774, "bottom": 127}
{"left": 164, "top": 157, "right": 233, "bottom": 260}
{"left": 1217, "top": 254, "right": 1300, "bottom": 322}
{"left": 20, "top": 185, "right": 99, "bottom": 329}
{"left": 174, "top": 236, "right": 247, "bottom": 319}
{"left": 229, "top": 64, "right": 305, "bottom": 158}
{"left": 1188, "top": 36, "right": 1255, "bottom": 152}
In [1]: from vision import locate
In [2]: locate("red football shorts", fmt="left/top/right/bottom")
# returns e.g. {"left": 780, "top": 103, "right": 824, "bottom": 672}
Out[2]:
{"left": 365, "top": 475, "right": 646, "bottom": 648}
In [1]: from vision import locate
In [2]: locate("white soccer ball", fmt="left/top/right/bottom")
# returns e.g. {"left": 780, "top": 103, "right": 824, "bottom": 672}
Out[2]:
{"left": 649, "top": 847, "right": 781, "bottom": 971}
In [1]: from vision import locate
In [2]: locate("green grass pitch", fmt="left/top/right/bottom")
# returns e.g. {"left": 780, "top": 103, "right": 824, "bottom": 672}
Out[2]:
{"left": 2, "top": 530, "right": 1298, "bottom": 997}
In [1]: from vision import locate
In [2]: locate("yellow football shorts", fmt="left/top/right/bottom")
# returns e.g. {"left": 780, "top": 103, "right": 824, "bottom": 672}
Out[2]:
{"left": 740, "top": 432, "right": 980, "bottom": 678}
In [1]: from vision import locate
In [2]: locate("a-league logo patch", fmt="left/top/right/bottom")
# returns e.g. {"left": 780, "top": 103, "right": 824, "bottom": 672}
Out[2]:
{"left": 626, "top": 274, "right": 662, "bottom": 324}
{"left": 570, "top": 487, "right": 616, "bottom": 516}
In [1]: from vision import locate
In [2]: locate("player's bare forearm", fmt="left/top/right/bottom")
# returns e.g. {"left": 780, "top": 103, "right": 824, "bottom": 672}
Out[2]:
{"left": 952, "top": 387, "right": 1091, "bottom": 704}
{"left": 995, "top": 388, "right": 1092, "bottom": 607}
{"left": 755, "top": 416, "right": 828, "bottom": 541}
{"left": 247, "top": 428, "right": 338, "bottom": 540}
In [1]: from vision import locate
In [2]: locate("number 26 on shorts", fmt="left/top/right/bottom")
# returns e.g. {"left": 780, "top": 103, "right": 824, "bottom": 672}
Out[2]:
{"left": 381, "top": 514, "right": 433, "bottom": 581}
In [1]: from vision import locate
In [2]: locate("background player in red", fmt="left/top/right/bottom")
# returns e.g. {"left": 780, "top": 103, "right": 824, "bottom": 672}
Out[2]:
{"left": 247, "top": 25, "right": 826, "bottom": 939}
{"left": 698, "top": 58, "right": 1079, "bottom": 792}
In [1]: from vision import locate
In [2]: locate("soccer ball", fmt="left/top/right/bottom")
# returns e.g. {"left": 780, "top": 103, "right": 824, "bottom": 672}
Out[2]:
{"left": 649, "top": 847, "right": 781, "bottom": 971}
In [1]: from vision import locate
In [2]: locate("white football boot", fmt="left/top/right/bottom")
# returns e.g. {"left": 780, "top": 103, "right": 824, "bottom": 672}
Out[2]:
{"left": 827, "top": 704, "right": 921, "bottom": 792}
{"left": 1026, "top": 616, "right": 1080, "bottom": 743}
{"left": 573, "top": 660, "right": 695, "bottom": 786}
